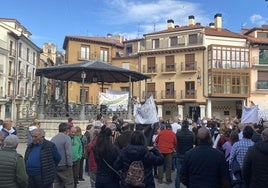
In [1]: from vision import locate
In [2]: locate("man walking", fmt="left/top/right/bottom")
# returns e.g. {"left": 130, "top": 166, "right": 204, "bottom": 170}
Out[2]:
{"left": 51, "top": 123, "right": 74, "bottom": 188}
{"left": 180, "top": 127, "right": 230, "bottom": 188}
{"left": 0, "top": 135, "right": 28, "bottom": 187}
{"left": 175, "top": 120, "right": 194, "bottom": 188}
{"left": 242, "top": 128, "right": 268, "bottom": 188}
{"left": 155, "top": 123, "right": 177, "bottom": 184}
{"left": 25, "top": 128, "right": 61, "bottom": 188}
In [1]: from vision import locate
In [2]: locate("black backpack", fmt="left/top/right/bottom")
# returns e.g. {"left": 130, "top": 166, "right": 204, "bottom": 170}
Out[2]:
{"left": 124, "top": 160, "right": 145, "bottom": 187}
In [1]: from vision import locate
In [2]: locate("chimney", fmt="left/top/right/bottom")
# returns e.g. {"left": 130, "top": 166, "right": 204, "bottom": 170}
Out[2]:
{"left": 214, "top": 13, "right": 222, "bottom": 29}
{"left": 167, "top": 19, "right": 174, "bottom": 29}
{"left": 188, "top": 15, "right": 195, "bottom": 26}
{"left": 209, "top": 22, "right": 215, "bottom": 28}
{"left": 175, "top": 25, "right": 180, "bottom": 28}
{"left": 107, "top": 33, "right": 112, "bottom": 38}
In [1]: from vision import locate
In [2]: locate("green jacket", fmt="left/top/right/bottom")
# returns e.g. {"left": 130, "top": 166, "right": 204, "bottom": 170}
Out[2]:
{"left": 0, "top": 147, "right": 28, "bottom": 188}
{"left": 71, "top": 136, "right": 82, "bottom": 162}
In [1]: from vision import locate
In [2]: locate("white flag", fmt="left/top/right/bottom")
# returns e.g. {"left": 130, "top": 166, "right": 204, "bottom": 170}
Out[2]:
{"left": 241, "top": 105, "right": 259, "bottom": 123}
{"left": 134, "top": 96, "right": 158, "bottom": 124}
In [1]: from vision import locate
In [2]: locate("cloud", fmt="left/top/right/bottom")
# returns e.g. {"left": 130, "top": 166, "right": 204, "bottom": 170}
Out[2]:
{"left": 103, "top": 0, "right": 211, "bottom": 38}
{"left": 250, "top": 14, "right": 268, "bottom": 26}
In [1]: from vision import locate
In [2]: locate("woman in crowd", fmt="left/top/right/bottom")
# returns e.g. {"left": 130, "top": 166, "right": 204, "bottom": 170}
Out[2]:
{"left": 114, "top": 130, "right": 164, "bottom": 188}
{"left": 92, "top": 125, "right": 120, "bottom": 188}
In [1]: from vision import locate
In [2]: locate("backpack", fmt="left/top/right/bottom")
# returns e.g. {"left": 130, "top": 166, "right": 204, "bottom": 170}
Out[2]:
{"left": 124, "top": 160, "right": 145, "bottom": 187}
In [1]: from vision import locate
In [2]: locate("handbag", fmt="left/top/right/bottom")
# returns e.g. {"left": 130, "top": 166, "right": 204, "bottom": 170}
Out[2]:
{"left": 103, "top": 158, "right": 121, "bottom": 177}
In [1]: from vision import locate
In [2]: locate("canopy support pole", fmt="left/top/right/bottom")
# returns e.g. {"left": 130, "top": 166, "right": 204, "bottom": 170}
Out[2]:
{"left": 38, "top": 74, "right": 45, "bottom": 119}
{"left": 127, "top": 75, "right": 132, "bottom": 120}
{"left": 80, "top": 72, "right": 86, "bottom": 120}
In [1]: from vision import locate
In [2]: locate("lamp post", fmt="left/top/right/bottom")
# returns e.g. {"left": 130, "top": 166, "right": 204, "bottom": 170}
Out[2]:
{"left": 80, "top": 71, "right": 86, "bottom": 120}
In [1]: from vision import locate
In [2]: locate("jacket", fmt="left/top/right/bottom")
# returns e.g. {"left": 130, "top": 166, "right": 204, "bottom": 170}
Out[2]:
{"left": 176, "top": 127, "right": 194, "bottom": 158}
{"left": 25, "top": 140, "right": 61, "bottom": 186}
{"left": 155, "top": 129, "right": 177, "bottom": 154}
{"left": 114, "top": 144, "right": 164, "bottom": 188}
{"left": 0, "top": 147, "right": 28, "bottom": 188}
{"left": 242, "top": 140, "right": 268, "bottom": 188}
{"left": 180, "top": 141, "right": 230, "bottom": 188}
{"left": 87, "top": 136, "right": 97, "bottom": 172}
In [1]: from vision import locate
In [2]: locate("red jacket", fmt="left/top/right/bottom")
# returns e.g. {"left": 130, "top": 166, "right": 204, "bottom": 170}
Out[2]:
{"left": 155, "top": 129, "right": 177, "bottom": 154}
{"left": 87, "top": 136, "right": 98, "bottom": 172}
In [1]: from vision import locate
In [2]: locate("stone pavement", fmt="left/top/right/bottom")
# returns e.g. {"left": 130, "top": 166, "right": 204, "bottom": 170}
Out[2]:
{"left": 17, "top": 142, "right": 185, "bottom": 188}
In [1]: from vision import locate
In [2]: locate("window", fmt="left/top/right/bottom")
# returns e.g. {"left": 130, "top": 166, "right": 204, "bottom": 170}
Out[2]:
{"left": 27, "top": 48, "right": 30, "bottom": 61}
{"left": 170, "top": 37, "right": 177, "bottom": 47}
{"left": 259, "top": 49, "right": 268, "bottom": 64}
{"left": 152, "top": 39, "right": 159, "bottom": 49}
{"left": 19, "top": 43, "right": 22, "bottom": 57}
{"left": 165, "top": 55, "right": 175, "bottom": 71}
{"left": 33, "top": 52, "right": 36, "bottom": 65}
{"left": 121, "top": 87, "right": 129, "bottom": 92}
{"left": 147, "top": 57, "right": 156, "bottom": 72}
{"left": 257, "top": 32, "right": 268, "bottom": 38}
{"left": 165, "top": 82, "right": 174, "bottom": 98}
{"left": 9, "top": 41, "right": 14, "bottom": 56}
{"left": 100, "top": 48, "right": 108, "bottom": 62}
{"left": 189, "top": 34, "right": 198, "bottom": 45}
{"left": 146, "top": 83, "right": 156, "bottom": 98}
{"left": 126, "top": 44, "right": 133, "bottom": 55}
{"left": 185, "top": 54, "right": 195, "bottom": 70}
{"left": 185, "top": 81, "right": 195, "bottom": 98}
{"left": 257, "top": 71, "right": 268, "bottom": 89}
{"left": 80, "top": 45, "right": 90, "bottom": 60}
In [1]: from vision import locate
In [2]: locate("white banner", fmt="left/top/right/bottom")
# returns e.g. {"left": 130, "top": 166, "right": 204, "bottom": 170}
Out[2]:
{"left": 241, "top": 105, "right": 259, "bottom": 123}
{"left": 99, "top": 90, "right": 129, "bottom": 111}
{"left": 134, "top": 96, "right": 158, "bottom": 124}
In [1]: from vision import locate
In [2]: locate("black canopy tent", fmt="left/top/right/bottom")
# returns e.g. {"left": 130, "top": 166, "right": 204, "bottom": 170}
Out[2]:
{"left": 36, "top": 60, "right": 150, "bottom": 120}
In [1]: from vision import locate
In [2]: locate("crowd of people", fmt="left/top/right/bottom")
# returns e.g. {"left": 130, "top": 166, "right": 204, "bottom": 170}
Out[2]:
{"left": 0, "top": 114, "right": 267, "bottom": 188}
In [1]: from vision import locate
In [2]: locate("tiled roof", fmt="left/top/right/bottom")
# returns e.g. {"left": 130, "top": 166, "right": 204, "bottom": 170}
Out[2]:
{"left": 63, "top": 35, "right": 124, "bottom": 49}
{"left": 246, "top": 36, "right": 268, "bottom": 44}
{"left": 143, "top": 24, "right": 246, "bottom": 39}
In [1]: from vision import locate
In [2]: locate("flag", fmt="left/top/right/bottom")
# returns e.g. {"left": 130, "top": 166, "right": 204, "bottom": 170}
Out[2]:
{"left": 134, "top": 96, "right": 158, "bottom": 124}
{"left": 241, "top": 105, "right": 259, "bottom": 123}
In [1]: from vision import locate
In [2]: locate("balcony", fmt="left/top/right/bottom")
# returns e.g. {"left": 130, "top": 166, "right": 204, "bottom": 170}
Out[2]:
{"left": 257, "top": 81, "right": 268, "bottom": 89}
{"left": 161, "top": 63, "right": 176, "bottom": 74}
{"left": 161, "top": 90, "right": 176, "bottom": 100}
{"left": 142, "top": 91, "right": 157, "bottom": 99}
{"left": 142, "top": 65, "right": 157, "bottom": 75}
{"left": 181, "top": 62, "right": 197, "bottom": 73}
{"left": 180, "top": 90, "right": 197, "bottom": 100}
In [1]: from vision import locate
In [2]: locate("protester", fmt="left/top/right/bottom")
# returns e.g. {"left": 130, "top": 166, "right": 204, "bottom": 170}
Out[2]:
{"left": 175, "top": 120, "right": 194, "bottom": 188}
{"left": 180, "top": 127, "right": 231, "bottom": 188}
{"left": 25, "top": 128, "right": 61, "bottom": 188}
{"left": 155, "top": 123, "right": 177, "bottom": 184}
{"left": 69, "top": 126, "right": 83, "bottom": 188}
{"left": 87, "top": 129, "right": 99, "bottom": 188}
{"left": 114, "top": 122, "right": 132, "bottom": 150}
{"left": 1, "top": 118, "right": 17, "bottom": 139}
{"left": 51, "top": 123, "right": 74, "bottom": 188}
{"left": 0, "top": 131, "right": 4, "bottom": 150}
{"left": 27, "top": 119, "right": 41, "bottom": 145}
{"left": 92, "top": 125, "right": 120, "bottom": 188}
{"left": 67, "top": 117, "right": 74, "bottom": 129}
{"left": 242, "top": 128, "right": 268, "bottom": 188}
{"left": 114, "top": 130, "right": 164, "bottom": 188}
{"left": 171, "top": 115, "right": 181, "bottom": 134}
{"left": 0, "top": 135, "right": 28, "bottom": 187}
{"left": 76, "top": 126, "right": 87, "bottom": 181}
{"left": 84, "top": 123, "right": 93, "bottom": 173}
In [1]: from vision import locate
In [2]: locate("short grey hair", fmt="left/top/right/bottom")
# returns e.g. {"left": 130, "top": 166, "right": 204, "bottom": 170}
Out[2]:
{"left": 32, "top": 128, "right": 46, "bottom": 137}
{"left": 4, "top": 135, "right": 19, "bottom": 148}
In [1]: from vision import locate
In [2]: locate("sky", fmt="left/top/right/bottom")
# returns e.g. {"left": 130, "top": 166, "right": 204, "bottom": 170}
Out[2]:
{"left": 1, "top": 0, "right": 268, "bottom": 51}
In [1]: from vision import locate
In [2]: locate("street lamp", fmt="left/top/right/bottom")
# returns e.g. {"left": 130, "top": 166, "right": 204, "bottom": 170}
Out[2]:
{"left": 80, "top": 71, "right": 86, "bottom": 120}
{"left": 197, "top": 67, "right": 201, "bottom": 85}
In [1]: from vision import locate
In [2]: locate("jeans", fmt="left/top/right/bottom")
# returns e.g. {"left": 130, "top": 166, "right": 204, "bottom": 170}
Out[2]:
{"left": 175, "top": 157, "right": 184, "bottom": 188}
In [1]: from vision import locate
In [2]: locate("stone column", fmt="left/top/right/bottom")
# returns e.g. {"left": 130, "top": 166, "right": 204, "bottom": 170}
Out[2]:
{"left": 157, "top": 104, "right": 163, "bottom": 118}
{"left": 177, "top": 105, "right": 184, "bottom": 119}
{"left": 206, "top": 98, "right": 212, "bottom": 118}
{"left": 200, "top": 105, "right": 206, "bottom": 119}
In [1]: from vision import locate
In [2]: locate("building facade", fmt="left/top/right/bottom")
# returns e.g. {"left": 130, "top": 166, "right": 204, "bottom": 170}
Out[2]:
{"left": 0, "top": 18, "right": 41, "bottom": 121}
{"left": 139, "top": 14, "right": 250, "bottom": 121}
